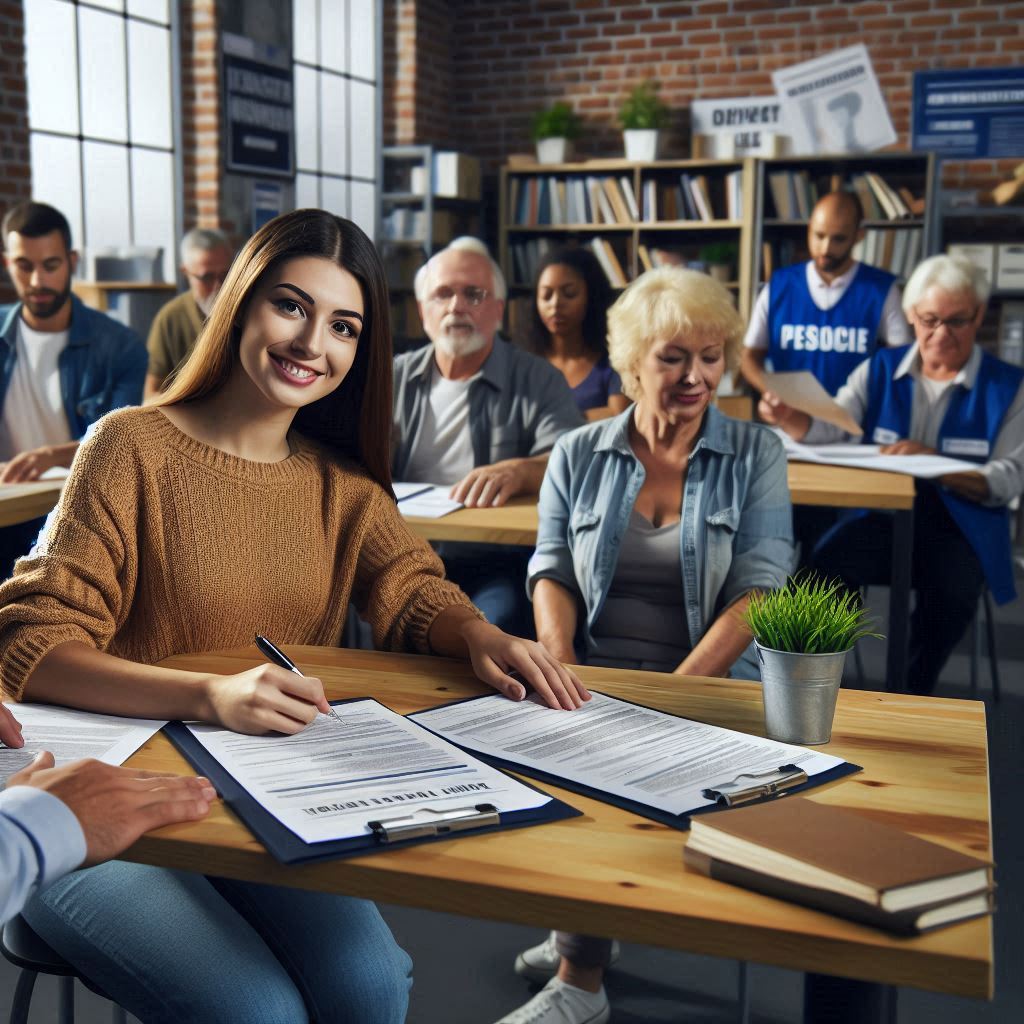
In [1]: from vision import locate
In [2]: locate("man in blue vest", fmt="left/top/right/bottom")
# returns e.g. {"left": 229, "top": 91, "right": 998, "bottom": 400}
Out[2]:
{"left": 760, "top": 254, "right": 1024, "bottom": 695}
{"left": 740, "top": 190, "right": 912, "bottom": 396}
{"left": 0, "top": 201, "right": 147, "bottom": 576}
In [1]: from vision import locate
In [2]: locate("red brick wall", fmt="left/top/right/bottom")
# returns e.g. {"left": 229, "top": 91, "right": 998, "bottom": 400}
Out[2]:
{"left": 0, "top": 0, "right": 31, "bottom": 300}
{"left": 181, "top": 0, "right": 223, "bottom": 231}
{"left": 385, "top": 0, "right": 1020, "bottom": 194}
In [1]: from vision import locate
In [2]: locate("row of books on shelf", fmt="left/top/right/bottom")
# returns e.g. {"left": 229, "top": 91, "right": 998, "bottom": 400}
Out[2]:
{"left": 761, "top": 226, "right": 922, "bottom": 283}
{"left": 508, "top": 171, "right": 742, "bottom": 227}
{"left": 510, "top": 236, "right": 730, "bottom": 290}
{"left": 767, "top": 169, "right": 925, "bottom": 222}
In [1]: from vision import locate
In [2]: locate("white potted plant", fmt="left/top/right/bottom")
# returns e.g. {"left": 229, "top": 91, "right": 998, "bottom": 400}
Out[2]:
{"left": 743, "top": 575, "right": 881, "bottom": 745}
{"left": 531, "top": 102, "right": 581, "bottom": 165}
{"left": 619, "top": 80, "right": 670, "bottom": 162}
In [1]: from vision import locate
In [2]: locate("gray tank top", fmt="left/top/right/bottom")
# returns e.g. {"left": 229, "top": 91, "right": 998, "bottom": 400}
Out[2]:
{"left": 587, "top": 508, "right": 692, "bottom": 673}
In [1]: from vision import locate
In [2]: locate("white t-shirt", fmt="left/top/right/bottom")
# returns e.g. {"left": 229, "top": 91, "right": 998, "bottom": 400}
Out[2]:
{"left": 0, "top": 319, "right": 72, "bottom": 461}
{"left": 403, "top": 363, "right": 479, "bottom": 486}
{"left": 742, "top": 262, "right": 912, "bottom": 351}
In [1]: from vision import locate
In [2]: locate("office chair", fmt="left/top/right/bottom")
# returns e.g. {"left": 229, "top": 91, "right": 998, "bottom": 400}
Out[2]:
{"left": 1, "top": 914, "right": 128, "bottom": 1024}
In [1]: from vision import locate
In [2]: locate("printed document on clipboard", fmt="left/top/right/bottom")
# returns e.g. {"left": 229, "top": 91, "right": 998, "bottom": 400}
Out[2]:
{"left": 410, "top": 692, "right": 860, "bottom": 829}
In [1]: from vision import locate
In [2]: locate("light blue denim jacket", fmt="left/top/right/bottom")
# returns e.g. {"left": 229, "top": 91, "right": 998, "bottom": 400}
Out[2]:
{"left": 527, "top": 405, "right": 795, "bottom": 679}
{"left": 0, "top": 296, "right": 147, "bottom": 439}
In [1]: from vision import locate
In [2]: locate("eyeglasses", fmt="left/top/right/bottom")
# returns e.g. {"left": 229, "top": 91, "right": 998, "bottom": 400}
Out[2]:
{"left": 914, "top": 307, "right": 978, "bottom": 335}
{"left": 426, "top": 286, "right": 490, "bottom": 307}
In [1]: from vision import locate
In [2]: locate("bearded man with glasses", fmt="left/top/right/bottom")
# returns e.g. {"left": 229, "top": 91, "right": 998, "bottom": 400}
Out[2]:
{"left": 761, "top": 254, "right": 1024, "bottom": 695}
{"left": 391, "top": 237, "right": 583, "bottom": 635}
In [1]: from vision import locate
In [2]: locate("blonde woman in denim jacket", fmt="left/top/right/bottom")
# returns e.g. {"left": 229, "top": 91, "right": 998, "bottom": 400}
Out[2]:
{"left": 496, "top": 268, "right": 794, "bottom": 1024}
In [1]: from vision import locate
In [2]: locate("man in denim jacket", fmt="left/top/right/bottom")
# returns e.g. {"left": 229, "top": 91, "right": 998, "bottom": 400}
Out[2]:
{"left": 0, "top": 201, "right": 146, "bottom": 574}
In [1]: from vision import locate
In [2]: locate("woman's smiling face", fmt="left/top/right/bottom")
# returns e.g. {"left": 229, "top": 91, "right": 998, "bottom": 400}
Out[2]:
{"left": 236, "top": 255, "right": 364, "bottom": 412}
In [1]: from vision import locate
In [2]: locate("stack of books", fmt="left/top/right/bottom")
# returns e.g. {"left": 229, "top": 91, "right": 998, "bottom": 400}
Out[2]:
{"left": 684, "top": 797, "right": 993, "bottom": 935}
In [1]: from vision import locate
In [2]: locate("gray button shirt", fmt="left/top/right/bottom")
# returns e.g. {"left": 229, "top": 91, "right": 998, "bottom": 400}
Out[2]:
{"left": 391, "top": 337, "right": 584, "bottom": 479}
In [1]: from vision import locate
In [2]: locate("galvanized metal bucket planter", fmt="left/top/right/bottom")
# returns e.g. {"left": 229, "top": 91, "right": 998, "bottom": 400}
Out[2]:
{"left": 756, "top": 643, "right": 849, "bottom": 746}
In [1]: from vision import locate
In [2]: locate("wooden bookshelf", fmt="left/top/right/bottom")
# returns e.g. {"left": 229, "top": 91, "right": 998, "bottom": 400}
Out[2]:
{"left": 752, "top": 152, "right": 938, "bottom": 307}
{"left": 499, "top": 158, "right": 757, "bottom": 341}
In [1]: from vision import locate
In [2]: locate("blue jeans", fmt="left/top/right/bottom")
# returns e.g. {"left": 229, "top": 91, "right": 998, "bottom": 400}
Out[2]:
{"left": 441, "top": 545, "right": 534, "bottom": 638}
{"left": 24, "top": 862, "right": 412, "bottom": 1024}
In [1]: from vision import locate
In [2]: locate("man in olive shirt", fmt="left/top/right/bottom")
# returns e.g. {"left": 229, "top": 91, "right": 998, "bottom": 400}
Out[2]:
{"left": 143, "top": 228, "right": 233, "bottom": 399}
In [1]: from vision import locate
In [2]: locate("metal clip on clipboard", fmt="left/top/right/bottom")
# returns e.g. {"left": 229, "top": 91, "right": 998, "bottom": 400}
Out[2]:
{"left": 367, "top": 803, "right": 500, "bottom": 843}
{"left": 701, "top": 764, "right": 808, "bottom": 808}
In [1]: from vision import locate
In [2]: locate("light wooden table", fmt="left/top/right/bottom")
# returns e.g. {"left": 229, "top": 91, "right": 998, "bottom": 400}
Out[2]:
{"left": 0, "top": 480, "right": 65, "bottom": 529}
{"left": 125, "top": 646, "right": 991, "bottom": 1013}
{"left": 403, "top": 463, "right": 917, "bottom": 692}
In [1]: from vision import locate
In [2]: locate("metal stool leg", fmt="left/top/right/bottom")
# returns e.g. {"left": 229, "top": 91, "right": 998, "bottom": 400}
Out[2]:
{"left": 970, "top": 599, "right": 981, "bottom": 699}
{"left": 983, "top": 590, "right": 1001, "bottom": 702}
{"left": 9, "top": 970, "right": 38, "bottom": 1024}
{"left": 59, "top": 975, "right": 75, "bottom": 1024}
{"left": 737, "top": 960, "right": 750, "bottom": 1024}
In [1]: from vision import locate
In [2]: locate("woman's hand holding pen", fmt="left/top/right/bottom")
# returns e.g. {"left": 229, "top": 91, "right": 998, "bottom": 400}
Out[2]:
{"left": 205, "top": 664, "right": 331, "bottom": 735}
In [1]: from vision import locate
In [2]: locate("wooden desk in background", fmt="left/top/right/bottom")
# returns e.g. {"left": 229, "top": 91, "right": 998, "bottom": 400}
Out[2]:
{"left": 404, "top": 463, "right": 916, "bottom": 692}
{"left": 123, "top": 646, "right": 992, "bottom": 1017}
{"left": 0, "top": 480, "right": 65, "bottom": 529}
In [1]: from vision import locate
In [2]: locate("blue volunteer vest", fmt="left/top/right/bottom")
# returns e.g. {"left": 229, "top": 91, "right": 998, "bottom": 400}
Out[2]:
{"left": 862, "top": 345, "right": 1024, "bottom": 605}
{"left": 768, "top": 262, "right": 895, "bottom": 395}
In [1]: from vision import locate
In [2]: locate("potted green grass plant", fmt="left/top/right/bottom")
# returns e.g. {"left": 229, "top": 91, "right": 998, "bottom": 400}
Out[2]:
{"left": 619, "top": 80, "right": 670, "bottom": 161}
{"left": 532, "top": 102, "right": 582, "bottom": 164}
{"left": 744, "top": 574, "right": 881, "bottom": 745}
{"left": 699, "top": 241, "right": 738, "bottom": 284}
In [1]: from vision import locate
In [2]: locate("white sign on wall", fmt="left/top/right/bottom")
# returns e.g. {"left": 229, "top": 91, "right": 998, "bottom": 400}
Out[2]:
{"left": 772, "top": 44, "right": 897, "bottom": 155}
{"left": 690, "top": 97, "right": 787, "bottom": 157}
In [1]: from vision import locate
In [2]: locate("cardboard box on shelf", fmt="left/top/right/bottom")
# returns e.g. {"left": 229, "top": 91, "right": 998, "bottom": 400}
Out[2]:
{"left": 411, "top": 152, "right": 482, "bottom": 200}
{"left": 996, "top": 244, "right": 1024, "bottom": 293}
{"left": 948, "top": 243, "right": 996, "bottom": 287}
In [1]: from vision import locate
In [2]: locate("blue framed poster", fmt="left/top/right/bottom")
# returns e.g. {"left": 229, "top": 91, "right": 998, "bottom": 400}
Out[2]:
{"left": 912, "top": 68, "right": 1024, "bottom": 159}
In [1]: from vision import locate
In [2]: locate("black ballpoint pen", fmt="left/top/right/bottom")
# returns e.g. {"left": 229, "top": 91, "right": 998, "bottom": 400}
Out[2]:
{"left": 254, "top": 634, "right": 342, "bottom": 722}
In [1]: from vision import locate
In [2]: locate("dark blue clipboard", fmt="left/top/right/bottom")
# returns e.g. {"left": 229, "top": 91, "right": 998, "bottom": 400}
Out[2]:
{"left": 409, "top": 692, "right": 862, "bottom": 831}
{"left": 164, "top": 698, "right": 581, "bottom": 865}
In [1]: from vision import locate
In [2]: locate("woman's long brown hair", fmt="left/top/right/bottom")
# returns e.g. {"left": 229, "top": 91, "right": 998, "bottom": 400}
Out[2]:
{"left": 156, "top": 209, "right": 393, "bottom": 492}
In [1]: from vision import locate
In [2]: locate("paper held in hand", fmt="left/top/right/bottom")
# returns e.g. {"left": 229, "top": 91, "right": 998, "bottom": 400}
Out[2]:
{"left": 763, "top": 370, "right": 864, "bottom": 435}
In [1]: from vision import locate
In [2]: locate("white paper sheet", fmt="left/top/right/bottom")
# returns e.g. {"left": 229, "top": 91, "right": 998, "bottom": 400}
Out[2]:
{"left": 763, "top": 371, "right": 864, "bottom": 435}
{"left": 0, "top": 702, "right": 167, "bottom": 784}
{"left": 410, "top": 692, "right": 846, "bottom": 819}
{"left": 392, "top": 482, "right": 432, "bottom": 501}
{"left": 397, "top": 484, "right": 463, "bottom": 519}
{"left": 775, "top": 430, "right": 980, "bottom": 479}
{"left": 186, "top": 699, "right": 550, "bottom": 844}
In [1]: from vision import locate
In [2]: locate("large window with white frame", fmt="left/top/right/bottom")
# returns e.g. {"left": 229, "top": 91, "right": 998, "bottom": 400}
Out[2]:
{"left": 293, "top": 0, "right": 380, "bottom": 241}
{"left": 23, "top": 0, "right": 178, "bottom": 283}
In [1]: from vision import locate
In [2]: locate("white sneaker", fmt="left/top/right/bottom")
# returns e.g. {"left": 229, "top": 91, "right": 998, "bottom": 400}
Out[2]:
{"left": 514, "top": 932, "right": 620, "bottom": 985}
{"left": 494, "top": 978, "right": 611, "bottom": 1024}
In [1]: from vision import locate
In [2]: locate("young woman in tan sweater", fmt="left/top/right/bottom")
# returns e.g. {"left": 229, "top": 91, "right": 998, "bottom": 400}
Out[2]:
{"left": 0, "top": 209, "right": 587, "bottom": 1024}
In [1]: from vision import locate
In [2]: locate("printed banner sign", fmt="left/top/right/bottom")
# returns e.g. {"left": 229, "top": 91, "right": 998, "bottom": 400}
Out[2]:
{"left": 690, "top": 97, "right": 786, "bottom": 157}
{"left": 772, "top": 44, "right": 897, "bottom": 155}
{"left": 912, "top": 68, "right": 1024, "bottom": 158}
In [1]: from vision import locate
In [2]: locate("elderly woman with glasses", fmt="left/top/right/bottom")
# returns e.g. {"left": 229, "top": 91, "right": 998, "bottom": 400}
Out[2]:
{"left": 497, "top": 268, "right": 795, "bottom": 1024}
{"left": 762, "top": 253, "right": 1024, "bottom": 696}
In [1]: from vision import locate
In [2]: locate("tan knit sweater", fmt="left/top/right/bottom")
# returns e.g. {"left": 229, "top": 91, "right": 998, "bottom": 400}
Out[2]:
{"left": 0, "top": 407, "right": 479, "bottom": 700}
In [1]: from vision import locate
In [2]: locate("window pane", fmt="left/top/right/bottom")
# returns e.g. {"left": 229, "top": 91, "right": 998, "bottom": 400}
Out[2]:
{"left": 25, "top": 0, "right": 79, "bottom": 135}
{"left": 320, "top": 0, "right": 347, "bottom": 74}
{"left": 88, "top": 0, "right": 125, "bottom": 11}
{"left": 349, "top": 80, "right": 375, "bottom": 180}
{"left": 128, "top": 21, "right": 172, "bottom": 149}
{"left": 349, "top": 0, "right": 376, "bottom": 81}
{"left": 131, "top": 149, "right": 175, "bottom": 282}
{"left": 83, "top": 141, "right": 131, "bottom": 252}
{"left": 296, "top": 172, "right": 320, "bottom": 210}
{"left": 128, "top": 0, "right": 170, "bottom": 23}
{"left": 321, "top": 176, "right": 349, "bottom": 219}
{"left": 350, "top": 180, "right": 376, "bottom": 241}
{"left": 320, "top": 73, "right": 348, "bottom": 176}
{"left": 79, "top": 7, "right": 128, "bottom": 142}
{"left": 30, "top": 134, "right": 83, "bottom": 253}
{"left": 294, "top": 64, "right": 320, "bottom": 171}
{"left": 292, "top": 0, "right": 318, "bottom": 66}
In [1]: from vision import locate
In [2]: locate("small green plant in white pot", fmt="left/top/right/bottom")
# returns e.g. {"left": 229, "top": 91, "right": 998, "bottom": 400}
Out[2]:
{"left": 619, "top": 80, "right": 670, "bottom": 161}
{"left": 744, "top": 575, "right": 881, "bottom": 745}
{"left": 532, "top": 102, "right": 582, "bottom": 164}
